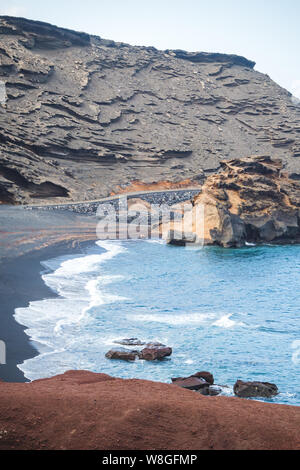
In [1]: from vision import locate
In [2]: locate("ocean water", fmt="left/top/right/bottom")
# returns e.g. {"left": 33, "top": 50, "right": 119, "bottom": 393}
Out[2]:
{"left": 15, "top": 240, "right": 300, "bottom": 406}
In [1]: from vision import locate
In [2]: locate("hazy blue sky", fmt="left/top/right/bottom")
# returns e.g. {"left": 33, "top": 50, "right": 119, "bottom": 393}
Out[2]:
{"left": 1, "top": 0, "right": 299, "bottom": 97}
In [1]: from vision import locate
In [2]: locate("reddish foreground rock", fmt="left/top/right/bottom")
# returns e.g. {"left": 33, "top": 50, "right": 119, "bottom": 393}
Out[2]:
{"left": 0, "top": 370, "right": 299, "bottom": 450}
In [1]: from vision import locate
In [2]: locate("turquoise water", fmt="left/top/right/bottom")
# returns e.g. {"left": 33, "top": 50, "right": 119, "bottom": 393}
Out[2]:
{"left": 15, "top": 240, "right": 300, "bottom": 405}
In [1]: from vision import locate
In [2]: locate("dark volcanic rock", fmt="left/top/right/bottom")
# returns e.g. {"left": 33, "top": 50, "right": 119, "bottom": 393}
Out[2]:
{"left": 172, "top": 376, "right": 209, "bottom": 391}
{"left": 234, "top": 380, "right": 279, "bottom": 398}
{"left": 172, "top": 371, "right": 214, "bottom": 394}
{"left": 191, "top": 371, "right": 214, "bottom": 385}
{"left": 196, "top": 385, "right": 222, "bottom": 396}
{"left": 167, "top": 230, "right": 197, "bottom": 246}
{"left": 107, "top": 341, "right": 172, "bottom": 362}
{"left": 105, "top": 348, "right": 140, "bottom": 362}
{"left": 139, "top": 343, "right": 172, "bottom": 361}
{"left": 1, "top": 16, "right": 300, "bottom": 204}
{"left": 197, "top": 386, "right": 210, "bottom": 396}
{"left": 172, "top": 371, "right": 214, "bottom": 385}
{"left": 207, "top": 385, "right": 222, "bottom": 396}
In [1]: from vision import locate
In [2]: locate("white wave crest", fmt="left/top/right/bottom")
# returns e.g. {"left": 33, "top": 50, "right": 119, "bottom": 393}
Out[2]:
{"left": 128, "top": 312, "right": 215, "bottom": 325}
{"left": 212, "top": 314, "right": 245, "bottom": 329}
{"left": 128, "top": 311, "right": 245, "bottom": 328}
{"left": 14, "top": 241, "right": 127, "bottom": 380}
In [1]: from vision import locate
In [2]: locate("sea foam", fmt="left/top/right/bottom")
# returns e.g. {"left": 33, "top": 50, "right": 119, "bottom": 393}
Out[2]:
{"left": 14, "top": 241, "right": 127, "bottom": 380}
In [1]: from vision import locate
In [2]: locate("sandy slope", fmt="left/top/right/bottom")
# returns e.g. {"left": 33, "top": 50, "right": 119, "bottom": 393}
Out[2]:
{"left": 0, "top": 370, "right": 299, "bottom": 450}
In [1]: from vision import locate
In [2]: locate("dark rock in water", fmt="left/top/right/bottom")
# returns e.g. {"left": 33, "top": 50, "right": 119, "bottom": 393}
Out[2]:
{"left": 172, "top": 371, "right": 221, "bottom": 396}
{"left": 167, "top": 230, "right": 197, "bottom": 246}
{"left": 196, "top": 385, "right": 222, "bottom": 396}
{"left": 172, "top": 371, "right": 218, "bottom": 395}
{"left": 172, "top": 371, "right": 214, "bottom": 386}
{"left": 139, "top": 343, "right": 172, "bottom": 361}
{"left": 191, "top": 371, "right": 214, "bottom": 385}
{"left": 208, "top": 385, "right": 222, "bottom": 396}
{"left": 234, "top": 380, "right": 279, "bottom": 398}
{"left": 106, "top": 341, "right": 172, "bottom": 362}
{"left": 172, "top": 376, "right": 209, "bottom": 391}
{"left": 114, "top": 338, "right": 146, "bottom": 346}
{"left": 105, "top": 348, "right": 140, "bottom": 362}
{"left": 197, "top": 386, "right": 210, "bottom": 396}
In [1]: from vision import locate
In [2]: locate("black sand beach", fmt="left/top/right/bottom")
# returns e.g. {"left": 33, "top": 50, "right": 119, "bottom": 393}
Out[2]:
{"left": 0, "top": 240, "right": 98, "bottom": 382}
{"left": 0, "top": 198, "right": 152, "bottom": 383}
{"left": 0, "top": 193, "right": 166, "bottom": 382}
{"left": 0, "top": 191, "right": 198, "bottom": 382}
{"left": 0, "top": 205, "right": 100, "bottom": 382}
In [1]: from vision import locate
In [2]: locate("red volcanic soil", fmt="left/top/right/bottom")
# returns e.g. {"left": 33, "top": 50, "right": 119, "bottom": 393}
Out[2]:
{"left": 0, "top": 370, "right": 299, "bottom": 450}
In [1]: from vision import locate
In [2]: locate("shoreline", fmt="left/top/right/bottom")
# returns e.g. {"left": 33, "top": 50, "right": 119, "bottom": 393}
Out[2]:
{"left": 0, "top": 204, "right": 99, "bottom": 382}
{"left": 0, "top": 239, "right": 96, "bottom": 383}
{"left": 1, "top": 201, "right": 299, "bottom": 388}
{"left": 0, "top": 202, "right": 147, "bottom": 383}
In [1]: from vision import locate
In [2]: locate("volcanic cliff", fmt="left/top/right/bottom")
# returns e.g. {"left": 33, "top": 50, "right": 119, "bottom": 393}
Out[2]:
{"left": 165, "top": 156, "right": 300, "bottom": 247}
{"left": 0, "top": 16, "right": 300, "bottom": 204}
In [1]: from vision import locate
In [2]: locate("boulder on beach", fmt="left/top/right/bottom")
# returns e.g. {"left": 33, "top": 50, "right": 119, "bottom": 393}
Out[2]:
{"left": 234, "top": 380, "right": 279, "bottom": 398}
{"left": 105, "top": 348, "right": 140, "bottom": 362}
{"left": 139, "top": 342, "right": 172, "bottom": 361}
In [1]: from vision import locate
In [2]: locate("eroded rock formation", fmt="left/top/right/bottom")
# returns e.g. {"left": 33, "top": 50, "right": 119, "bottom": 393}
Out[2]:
{"left": 166, "top": 156, "right": 300, "bottom": 247}
{"left": 1, "top": 16, "right": 300, "bottom": 204}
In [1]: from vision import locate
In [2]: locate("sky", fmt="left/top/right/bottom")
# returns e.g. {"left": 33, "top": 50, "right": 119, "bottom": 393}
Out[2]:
{"left": 0, "top": 0, "right": 299, "bottom": 98}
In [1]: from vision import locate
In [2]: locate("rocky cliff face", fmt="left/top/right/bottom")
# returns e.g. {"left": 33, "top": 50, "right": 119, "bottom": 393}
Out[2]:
{"left": 166, "top": 156, "right": 300, "bottom": 247}
{"left": 1, "top": 16, "right": 300, "bottom": 204}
